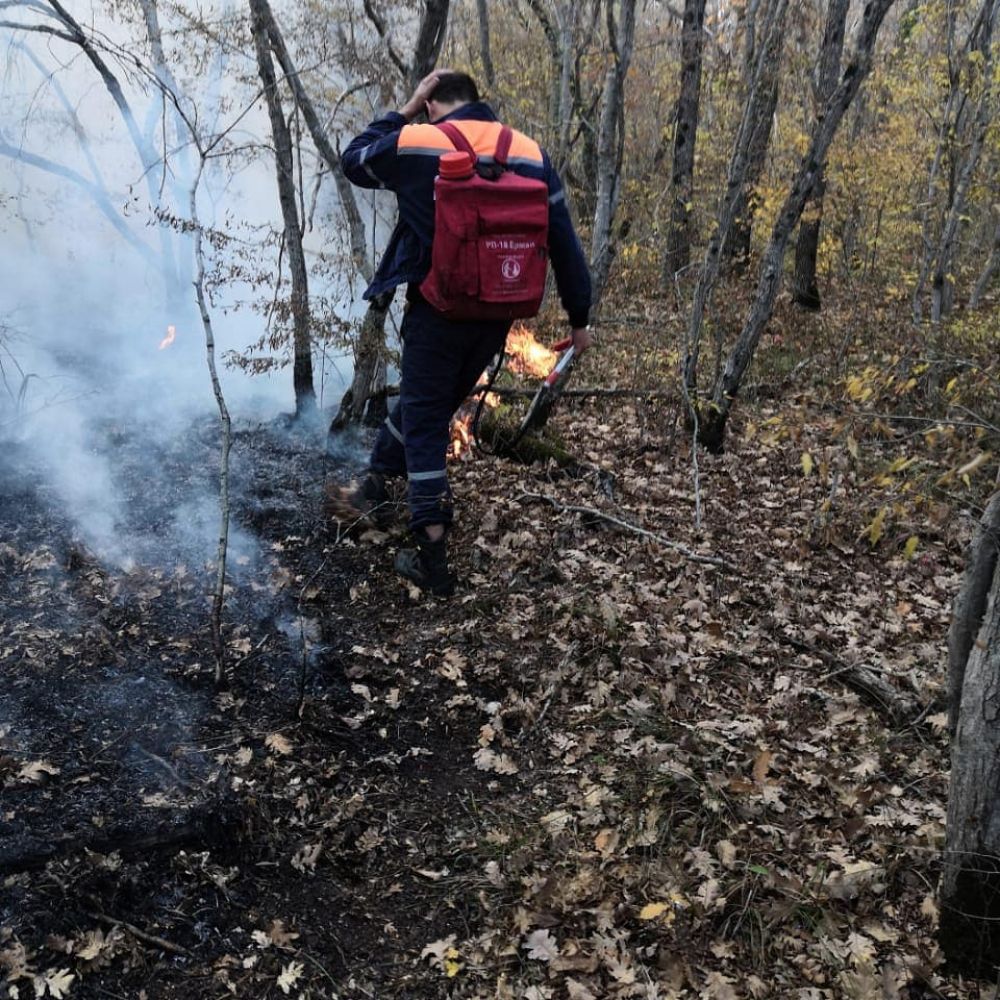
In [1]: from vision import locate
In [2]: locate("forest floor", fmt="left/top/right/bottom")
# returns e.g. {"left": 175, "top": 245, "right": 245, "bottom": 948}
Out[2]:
{"left": 2, "top": 293, "right": 998, "bottom": 999}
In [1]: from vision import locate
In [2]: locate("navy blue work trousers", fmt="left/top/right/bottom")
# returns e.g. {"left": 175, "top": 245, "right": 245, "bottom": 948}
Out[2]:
{"left": 369, "top": 298, "right": 511, "bottom": 531}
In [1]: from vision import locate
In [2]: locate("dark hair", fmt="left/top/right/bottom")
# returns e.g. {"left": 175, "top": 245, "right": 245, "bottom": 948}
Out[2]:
{"left": 429, "top": 72, "right": 479, "bottom": 106}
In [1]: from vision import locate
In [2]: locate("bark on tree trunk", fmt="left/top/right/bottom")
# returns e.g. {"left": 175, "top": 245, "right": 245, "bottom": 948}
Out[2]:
{"left": 681, "top": 0, "right": 788, "bottom": 394}
{"left": 663, "top": 0, "right": 707, "bottom": 282}
{"left": 590, "top": 0, "right": 638, "bottom": 311}
{"left": 723, "top": 0, "right": 787, "bottom": 269}
{"left": 476, "top": 0, "right": 496, "bottom": 88}
{"left": 941, "top": 491, "right": 1000, "bottom": 977}
{"left": 249, "top": 0, "right": 315, "bottom": 416}
{"left": 409, "top": 0, "right": 451, "bottom": 89}
{"left": 970, "top": 211, "right": 1000, "bottom": 308}
{"left": 949, "top": 493, "right": 1000, "bottom": 732}
{"left": 330, "top": 294, "right": 392, "bottom": 430}
{"left": 791, "top": 0, "right": 850, "bottom": 310}
{"left": 913, "top": 0, "right": 997, "bottom": 323}
{"left": 698, "top": 0, "right": 896, "bottom": 452}
{"left": 256, "top": 0, "right": 372, "bottom": 284}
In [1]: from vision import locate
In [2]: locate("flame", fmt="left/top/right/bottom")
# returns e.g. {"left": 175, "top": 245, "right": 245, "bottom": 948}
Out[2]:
{"left": 506, "top": 323, "right": 556, "bottom": 379}
{"left": 449, "top": 325, "right": 554, "bottom": 458}
{"left": 159, "top": 324, "right": 176, "bottom": 350}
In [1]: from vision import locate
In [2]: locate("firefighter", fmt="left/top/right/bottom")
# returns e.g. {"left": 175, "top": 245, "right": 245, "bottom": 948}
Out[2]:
{"left": 338, "top": 70, "right": 592, "bottom": 596}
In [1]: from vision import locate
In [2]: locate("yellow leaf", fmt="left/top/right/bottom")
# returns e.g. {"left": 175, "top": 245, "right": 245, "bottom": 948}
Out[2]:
{"left": 865, "top": 508, "right": 887, "bottom": 546}
{"left": 903, "top": 536, "right": 919, "bottom": 560}
{"left": 444, "top": 958, "right": 462, "bottom": 978}
{"left": 801, "top": 452, "right": 814, "bottom": 477}
{"left": 639, "top": 902, "right": 668, "bottom": 920}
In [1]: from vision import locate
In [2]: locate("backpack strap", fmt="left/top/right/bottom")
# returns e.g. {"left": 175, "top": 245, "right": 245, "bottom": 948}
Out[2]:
{"left": 434, "top": 121, "right": 514, "bottom": 167}
{"left": 434, "top": 121, "right": 477, "bottom": 160}
{"left": 494, "top": 126, "right": 513, "bottom": 166}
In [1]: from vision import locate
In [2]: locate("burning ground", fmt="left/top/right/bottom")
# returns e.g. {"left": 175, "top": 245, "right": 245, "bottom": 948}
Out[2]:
{"left": 0, "top": 310, "right": 987, "bottom": 998}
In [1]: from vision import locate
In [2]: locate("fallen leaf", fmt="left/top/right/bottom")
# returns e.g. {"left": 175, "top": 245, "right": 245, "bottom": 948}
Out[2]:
{"left": 276, "top": 959, "right": 303, "bottom": 994}
{"left": 44, "top": 969, "right": 75, "bottom": 998}
{"left": 524, "top": 928, "right": 560, "bottom": 963}
{"left": 638, "top": 902, "right": 668, "bottom": 921}
{"left": 18, "top": 760, "right": 59, "bottom": 783}
{"left": 265, "top": 733, "right": 293, "bottom": 756}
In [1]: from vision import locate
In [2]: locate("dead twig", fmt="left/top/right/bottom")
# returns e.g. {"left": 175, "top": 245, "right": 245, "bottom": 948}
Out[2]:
{"left": 86, "top": 909, "right": 193, "bottom": 958}
{"left": 771, "top": 627, "right": 919, "bottom": 721}
{"left": 519, "top": 492, "right": 737, "bottom": 571}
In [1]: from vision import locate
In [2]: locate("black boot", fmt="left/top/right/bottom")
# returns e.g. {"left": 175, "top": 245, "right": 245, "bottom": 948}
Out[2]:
{"left": 395, "top": 531, "right": 456, "bottom": 596}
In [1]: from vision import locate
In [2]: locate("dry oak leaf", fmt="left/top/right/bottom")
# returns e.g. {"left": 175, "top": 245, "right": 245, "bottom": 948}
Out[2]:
{"left": 472, "top": 747, "right": 518, "bottom": 775}
{"left": 18, "top": 760, "right": 59, "bottom": 783}
{"left": 276, "top": 959, "right": 303, "bottom": 994}
{"left": 524, "top": 928, "right": 560, "bottom": 963}
{"left": 265, "top": 733, "right": 293, "bottom": 756}
{"left": 41, "top": 968, "right": 75, "bottom": 998}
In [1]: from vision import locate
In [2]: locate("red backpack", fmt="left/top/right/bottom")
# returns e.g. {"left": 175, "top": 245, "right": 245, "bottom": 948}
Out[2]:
{"left": 419, "top": 122, "right": 549, "bottom": 322}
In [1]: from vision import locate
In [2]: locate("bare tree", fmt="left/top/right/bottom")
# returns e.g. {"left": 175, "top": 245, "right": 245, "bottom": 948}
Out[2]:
{"left": 940, "top": 491, "right": 1000, "bottom": 975}
{"left": 249, "top": 0, "right": 316, "bottom": 417}
{"left": 663, "top": 0, "right": 708, "bottom": 282}
{"left": 723, "top": 0, "right": 788, "bottom": 269}
{"left": 792, "top": 0, "right": 850, "bottom": 310}
{"left": 681, "top": 0, "right": 789, "bottom": 394}
{"left": 696, "top": 0, "right": 897, "bottom": 452}
{"left": 913, "top": 0, "right": 999, "bottom": 323}
{"left": 590, "top": 0, "right": 638, "bottom": 311}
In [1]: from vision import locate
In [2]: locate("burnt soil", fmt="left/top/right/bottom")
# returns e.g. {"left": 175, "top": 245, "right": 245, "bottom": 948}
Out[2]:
{"left": 1, "top": 414, "right": 512, "bottom": 998}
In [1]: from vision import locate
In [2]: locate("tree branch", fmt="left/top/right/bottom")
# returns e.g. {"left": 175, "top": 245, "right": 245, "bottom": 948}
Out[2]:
{"left": 518, "top": 492, "right": 738, "bottom": 571}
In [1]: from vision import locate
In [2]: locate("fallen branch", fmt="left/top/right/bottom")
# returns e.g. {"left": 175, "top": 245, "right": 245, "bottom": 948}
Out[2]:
{"left": 87, "top": 909, "right": 192, "bottom": 958}
{"left": 772, "top": 627, "right": 919, "bottom": 721}
{"left": 393, "top": 384, "right": 676, "bottom": 401}
{"left": 519, "top": 492, "right": 737, "bottom": 571}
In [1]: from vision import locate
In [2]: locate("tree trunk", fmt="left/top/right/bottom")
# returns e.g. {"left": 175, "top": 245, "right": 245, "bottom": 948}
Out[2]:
{"left": 698, "top": 0, "right": 896, "bottom": 452}
{"left": 476, "top": 0, "right": 496, "bottom": 88}
{"left": 723, "top": 0, "right": 787, "bottom": 269}
{"left": 791, "top": 0, "right": 850, "bottom": 310}
{"left": 663, "top": 0, "right": 707, "bottom": 281}
{"left": 590, "top": 0, "right": 638, "bottom": 311}
{"left": 249, "top": 0, "right": 315, "bottom": 416}
{"left": 929, "top": 3, "right": 996, "bottom": 323}
{"left": 949, "top": 493, "right": 1000, "bottom": 732}
{"left": 970, "top": 211, "right": 1000, "bottom": 308}
{"left": 409, "top": 0, "right": 451, "bottom": 89}
{"left": 941, "top": 491, "right": 1000, "bottom": 977}
{"left": 330, "top": 294, "right": 392, "bottom": 430}
{"left": 681, "top": 0, "right": 788, "bottom": 394}
{"left": 913, "top": 0, "right": 998, "bottom": 323}
{"left": 256, "top": 0, "right": 372, "bottom": 284}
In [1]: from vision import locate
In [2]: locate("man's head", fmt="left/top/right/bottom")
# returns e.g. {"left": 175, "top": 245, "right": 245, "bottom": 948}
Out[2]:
{"left": 426, "top": 72, "right": 480, "bottom": 122}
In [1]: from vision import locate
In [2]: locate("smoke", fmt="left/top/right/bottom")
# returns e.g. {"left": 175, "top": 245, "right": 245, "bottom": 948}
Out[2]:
{"left": 0, "top": 1, "right": 371, "bottom": 569}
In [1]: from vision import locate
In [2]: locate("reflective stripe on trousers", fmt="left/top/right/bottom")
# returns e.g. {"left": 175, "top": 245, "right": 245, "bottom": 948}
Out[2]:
{"left": 369, "top": 298, "right": 510, "bottom": 530}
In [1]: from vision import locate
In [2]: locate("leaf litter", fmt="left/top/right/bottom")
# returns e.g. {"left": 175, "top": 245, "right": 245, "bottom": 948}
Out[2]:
{"left": 0, "top": 310, "right": 991, "bottom": 997}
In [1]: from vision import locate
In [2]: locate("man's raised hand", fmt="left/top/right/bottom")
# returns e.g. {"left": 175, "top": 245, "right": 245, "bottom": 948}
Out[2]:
{"left": 400, "top": 69, "right": 452, "bottom": 122}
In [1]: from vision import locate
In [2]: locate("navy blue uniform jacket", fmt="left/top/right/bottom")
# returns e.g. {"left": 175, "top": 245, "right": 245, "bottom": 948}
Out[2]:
{"left": 341, "top": 102, "right": 592, "bottom": 329}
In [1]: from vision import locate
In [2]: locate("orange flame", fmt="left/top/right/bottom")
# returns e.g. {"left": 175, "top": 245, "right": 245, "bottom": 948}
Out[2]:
{"left": 449, "top": 325, "right": 554, "bottom": 459}
{"left": 506, "top": 324, "right": 556, "bottom": 379}
{"left": 159, "top": 324, "right": 176, "bottom": 350}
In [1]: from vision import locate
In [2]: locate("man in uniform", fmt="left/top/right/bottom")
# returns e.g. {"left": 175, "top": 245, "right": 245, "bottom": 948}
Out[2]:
{"left": 338, "top": 70, "right": 592, "bottom": 596}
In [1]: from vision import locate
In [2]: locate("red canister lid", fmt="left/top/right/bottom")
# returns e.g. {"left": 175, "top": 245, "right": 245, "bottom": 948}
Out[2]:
{"left": 439, "top": 151, "right": 474, "bottom": 180}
